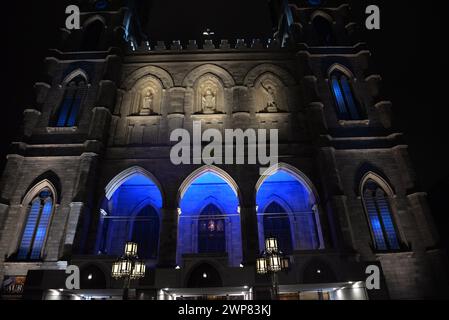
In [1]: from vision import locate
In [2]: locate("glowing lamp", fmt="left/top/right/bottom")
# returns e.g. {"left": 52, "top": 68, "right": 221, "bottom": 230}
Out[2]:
{"left": 268, "top": 254, "right": 282, "bottom": 272}
{"left": 120, "top": 259, "right": 133, "bottom": 277}
{"left": 131, "top": 261, "right": 146, "bottom": 279}
{"left": 111, "top": 261, "right": 122, "bottom": 279}
{"left": 265, "top": 237, "right": 278, "bottom": 254}
{"left": 124, "top": 242, "right": 138, "bottom": 257}
{"left": 256, "top": 257, "right": 268, "bottom": 274}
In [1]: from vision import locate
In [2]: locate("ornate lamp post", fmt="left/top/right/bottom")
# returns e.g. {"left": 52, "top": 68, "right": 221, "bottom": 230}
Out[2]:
{"left": 111, "top": 242, "right": 146, "bottom": 300}
{"left": 256, "top": 237, "right": 291, "bottom": 300}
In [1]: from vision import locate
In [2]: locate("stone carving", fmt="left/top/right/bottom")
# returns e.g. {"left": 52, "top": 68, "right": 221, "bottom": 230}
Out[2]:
{"left": 198, "top": 75, "right": 221, "bottom": 114}
{"left": 261, "top": 82, "right": 278, "bottom": 112}
{"left": 202, "top": 88, "right": 217, "bottom": 114}
{"left": 140, "top": 89, "right": 154, "bottom": 115}
{"left": 254, "top": 73, "right": 286, "bottom": 113}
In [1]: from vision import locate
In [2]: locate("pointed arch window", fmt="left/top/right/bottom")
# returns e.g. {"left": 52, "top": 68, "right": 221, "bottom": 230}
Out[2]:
{"left": 198, "top": 204, "right": 226, "bottom": 254}
{"left": 56, "top": 74, "right": 88, "bottom": 127}
{"left": 81, "top": 19, "right": 105, "bottom": 51}
{"left": 263, "top": 202, "right": 293, "bottom": 254}
{"left": 363, "top": 179, "right": 400, "bottom": 251}
{"left": 17, "top": 189, "right": 54, "bottom": 260}
{"left": 312, "top": 14, "right": 336, "bottom": 46}
{"left": 330, "top": 70, "right": 363, "bottom": 121}
{"left": 131, "top": 205, "right": 160, "bottom": 259}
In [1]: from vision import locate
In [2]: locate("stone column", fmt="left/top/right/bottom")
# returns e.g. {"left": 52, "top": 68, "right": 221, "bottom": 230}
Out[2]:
{"left": 317, "top": 147, "right": 355, "bottom": 251}
{"left": 240, "top": 205, "right": 259, "bottom": 265}
{"left": 407, "top": 192, "right": 439, "bottom": 249}
{"left": 62, "top": 202, "right": 85, "bottom": 257}
{"left": 158, "top": 207, "right": 178, "bottom": 267}
{"left": 67, "top": 153, "right": 99, "bottom": 255}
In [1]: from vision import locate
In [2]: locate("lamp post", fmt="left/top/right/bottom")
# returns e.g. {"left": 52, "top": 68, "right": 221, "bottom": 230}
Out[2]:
{"left": 111, "top": 242, "right": 146, "bottom": 300}
{"left": 256, "top": 237, "right": 291, "bottom": 300}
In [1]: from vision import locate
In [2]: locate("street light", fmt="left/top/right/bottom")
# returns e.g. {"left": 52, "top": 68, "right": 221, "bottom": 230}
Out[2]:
{"left": 256, "top": 237, "right": 291, "bottom": 300}
{"left": 112, "top": 241, "right": 146, "bottom": 300}
{"left": 202, "top": 28, "right": 215, "bottom": 37}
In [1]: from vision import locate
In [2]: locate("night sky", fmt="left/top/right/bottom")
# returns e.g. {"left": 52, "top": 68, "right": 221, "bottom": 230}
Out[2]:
{"left": 1, "top": 1, "right": 448, "bottom": 246}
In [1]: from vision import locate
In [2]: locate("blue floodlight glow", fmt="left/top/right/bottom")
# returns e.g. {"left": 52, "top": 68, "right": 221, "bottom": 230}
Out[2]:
{"left": 256, "top": 169, "right": 321, "bottom": 252}
{"left": 177, "top": 171, "right": 242, "bottom": 266}
{"left": 97, "top": 173, "right": 163, "bottom": 259}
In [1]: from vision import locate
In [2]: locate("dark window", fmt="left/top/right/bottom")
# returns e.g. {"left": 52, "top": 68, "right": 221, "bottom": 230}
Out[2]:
{"left": 198, "top": 204, "right": 226, "bottom": 254}
{"left": 81, "top": 20, "right": 104, "bottom": 51}
{"left": 312, "top": 14, "right": 335, "bottom": 46}
{"left": 263, "top": 202, "right": 293, "bottom": 254}
{"left": 363, "top": 179, "right": 400, "bottom": 251}
{"left": 330, "top": 70, "right": 364, "bottom": 120}
{"left": 56, "top": 75, "right": 88, "bottom": 127}
{"left": 131, "top": 205, "right": 160, "bottom": 259}
{"left": 17, "top": 189, "right": 54, "bottom": 260}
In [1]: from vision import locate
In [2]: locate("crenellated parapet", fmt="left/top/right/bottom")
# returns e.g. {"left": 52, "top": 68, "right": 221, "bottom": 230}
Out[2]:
{"left": 127, "top": 38, "right": 283, "bottom": 53}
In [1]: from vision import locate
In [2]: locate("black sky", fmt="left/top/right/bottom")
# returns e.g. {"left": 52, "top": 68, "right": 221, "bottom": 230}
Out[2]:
{"left": 1, "top": 0, "right": 448, "bottom": 245}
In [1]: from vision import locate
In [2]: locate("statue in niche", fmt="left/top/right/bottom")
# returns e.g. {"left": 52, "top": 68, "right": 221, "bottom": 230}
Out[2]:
{"left": 262, "top": 82, "right": 278, "bottom": 113}
{"left": 140, "top": 89, "right": 154, "bottom": 115}
{"left": 201, "top": 87, "right": 217, "bottom": 114}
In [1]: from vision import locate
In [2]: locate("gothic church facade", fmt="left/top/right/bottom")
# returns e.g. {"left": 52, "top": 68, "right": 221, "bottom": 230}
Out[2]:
{"left": 0, "top": 0, "right": 447, "bottom": 300}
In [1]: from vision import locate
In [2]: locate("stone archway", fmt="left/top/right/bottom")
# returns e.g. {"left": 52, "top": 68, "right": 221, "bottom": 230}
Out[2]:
{"left": 186, "top": 263, "right": 223, "bottom": 288}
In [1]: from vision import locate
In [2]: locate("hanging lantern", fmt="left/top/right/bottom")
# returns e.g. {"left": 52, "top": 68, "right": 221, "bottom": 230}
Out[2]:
{"left": 112, "top": 261, "right": 122, "bottom": 279}
{"left": 131, "top": 261, "right": 146, "bottom": 279}
{"left": 256, "top": 257, "right": 268, "bottom": 274}
{"left": 119, "top": 259, "right": 133, "bottom": 277}
{"left": 281, "top": 256, "right": 290, "bottom": 271}
{"left": 268, "top": 254, "right": 282, "bottom": 272}
{"left": 265, "top": 237, "right": 278, "bottom": 254}
{"left": 124, "top": 242, "right": 138, "bottom": 257}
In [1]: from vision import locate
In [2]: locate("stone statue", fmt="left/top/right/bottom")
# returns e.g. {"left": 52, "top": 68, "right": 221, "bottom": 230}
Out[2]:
{"left": 262, "top": 83, "right": 278, "bottom": 112}
{"left": 140, "top": 89, "right": 154, "bottom": 115}
{"left": 202, "top": 88, "right": 217, "bottom": 114}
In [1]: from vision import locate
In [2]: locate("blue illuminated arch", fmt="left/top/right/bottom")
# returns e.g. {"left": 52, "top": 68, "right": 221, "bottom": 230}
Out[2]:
{"left": 55, "top": 70, "right": 88, "bottom": 127}
{"left": 177, "top": 166, "right": 242, "bottom": 267}
{"left": 97, "top": 167, "right": 163, "bottom": 260}
{"left": 360, "top": 172, "right": 401, "bottom": 251}
{"left": 328, "top": 65, "right": 364, "bottom": 121}
{"left": 257, "top": 164, "right": 323, "bottom": 252}
{"left": 17, "top": 180, "right": 57, "bottom": 261}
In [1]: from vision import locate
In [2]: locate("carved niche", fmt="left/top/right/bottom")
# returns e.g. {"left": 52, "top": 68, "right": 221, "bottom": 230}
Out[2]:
{"left": 130, "top": 76, "right": 163, "bottom": 116}
{"left": 254, "top": 73, "right": 287, "bottom": 113}
{"left": 195, "top": 74, "right": 224, "bottom": 114}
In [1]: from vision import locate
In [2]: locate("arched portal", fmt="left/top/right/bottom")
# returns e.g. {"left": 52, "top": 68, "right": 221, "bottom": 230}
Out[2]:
{"left": 187, "top": 263, "right": 223, "bottom": 288}
{"left": 303, "top": 259, "right": 337, "bottom": 284}
{"left": 177, "top": 167, "right": 242, "bottom": 267}
{"left": 80, "top": 264, "right": 107, "bottom": 289}
{"left": 256, "top": 164, "right": 323, "bottom": 252}
{"left": 96, "top": 167, "right": 163, "bottom": 262}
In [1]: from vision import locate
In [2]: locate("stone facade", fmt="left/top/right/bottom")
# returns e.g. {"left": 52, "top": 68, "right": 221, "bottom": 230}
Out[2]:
{"left": 0, "top": 0, "right": 447, "bottom": 300}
